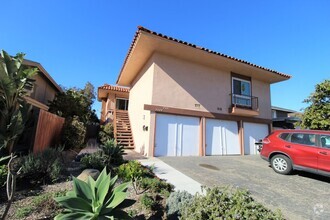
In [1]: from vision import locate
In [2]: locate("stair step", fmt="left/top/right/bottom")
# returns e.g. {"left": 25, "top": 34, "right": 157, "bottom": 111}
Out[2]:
{"left": 115, "top": 110, "right": 134, "bottom": 148}
{"left": 116, "top": 132, "right": 132, "bottom": 135}
{"left": 117, "top": 137, "right": 133, "bottom": 140}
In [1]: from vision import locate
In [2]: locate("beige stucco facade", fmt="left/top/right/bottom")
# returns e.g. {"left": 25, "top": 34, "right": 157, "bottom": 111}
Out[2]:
{"left": 128, "top": 58, "right": 155, "bottom": 155}
{"left": 124, "top": 52, "right": 274, "bottom": 156}
{"left": 151, "top": 53, "right": 271, "bottom": 119}
{"left": 100, "top": 27, "right": 291, "bottom": 157}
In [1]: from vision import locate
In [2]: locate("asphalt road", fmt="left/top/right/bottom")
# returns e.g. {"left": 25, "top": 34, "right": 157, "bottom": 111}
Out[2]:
{"left": 159, "top": 155, "right": 330, "bottom": 220}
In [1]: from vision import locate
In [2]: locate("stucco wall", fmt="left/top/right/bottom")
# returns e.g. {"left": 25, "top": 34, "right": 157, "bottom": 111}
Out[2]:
{"left": 251, "top": 79, "right": 272, "bottom": 119}
{"left": 152, "top": 53, "right": 272, "bottom": 119}
{"left": 128, "top": 57, "right": 154, "bottom": 154}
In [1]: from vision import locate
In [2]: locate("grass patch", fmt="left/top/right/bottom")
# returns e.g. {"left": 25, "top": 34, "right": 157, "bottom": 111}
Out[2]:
{"left": 14, "top": 190, "right": 67, "bottom": 219}
{"left": 15, "top": 206, "right": 34, "bottom": 219}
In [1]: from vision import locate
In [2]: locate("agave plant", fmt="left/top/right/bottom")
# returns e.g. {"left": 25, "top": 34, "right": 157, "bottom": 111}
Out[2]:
{"left": 101, "top": 139, "right": 126, "bottom": 165}
{"left": 54, "top": 167, "right": 134, "bottom": 219}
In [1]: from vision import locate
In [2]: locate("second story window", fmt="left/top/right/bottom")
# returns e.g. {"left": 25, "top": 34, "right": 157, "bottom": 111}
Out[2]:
{"left": 232, "top": 77, "right": 251, "bottom": 107}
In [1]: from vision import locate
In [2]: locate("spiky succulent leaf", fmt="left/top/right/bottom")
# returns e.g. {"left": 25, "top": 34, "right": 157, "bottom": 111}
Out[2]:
{"left": 73, "top": 176, "right": 94, "bottom": 202}
{"left": 106, "top": 192, "right": 127, "bottom": 210}
{"left": 96, "top": 172, "right": 111, "bottom": 205}
{"left": 54, "top": 196, "right": 93, "bottom": 212}
{"left": 54, "top": 167, "right": 132, "bottom": 219}
{"left": 54, "top": 212, "right": 95, "bottom": 220}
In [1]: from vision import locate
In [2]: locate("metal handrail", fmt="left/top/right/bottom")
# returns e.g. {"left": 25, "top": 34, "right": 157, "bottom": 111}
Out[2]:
{"left": 230, "top": 93, "right": 259, "bottom": 110}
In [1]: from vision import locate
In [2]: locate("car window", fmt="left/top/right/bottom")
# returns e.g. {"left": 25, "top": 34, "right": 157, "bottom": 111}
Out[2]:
{"left": 320, "top": 135, "right": 330, "bottom": 149}
{"left": 279, "top": 133, "right": 290, "bottom": 141}
{"left": 290, "top": 133, "right": 316, "bottom": 146}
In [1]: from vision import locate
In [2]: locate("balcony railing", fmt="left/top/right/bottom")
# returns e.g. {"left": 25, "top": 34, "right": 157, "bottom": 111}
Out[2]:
{"left": 230, "top": 93, "right": 259, "bottom": 111}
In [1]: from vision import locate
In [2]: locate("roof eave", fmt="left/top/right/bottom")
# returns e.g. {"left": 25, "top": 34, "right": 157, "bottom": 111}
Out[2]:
{"left": 117, "top": 26, "right": 291, "bottom": 86}
{"left": 23, "top": 59, "right": 62, "bottom": 93}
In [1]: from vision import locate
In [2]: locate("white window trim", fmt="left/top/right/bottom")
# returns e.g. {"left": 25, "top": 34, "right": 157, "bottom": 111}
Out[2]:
{"left": 232, "top": 77, "right": 252, "bottom": 107}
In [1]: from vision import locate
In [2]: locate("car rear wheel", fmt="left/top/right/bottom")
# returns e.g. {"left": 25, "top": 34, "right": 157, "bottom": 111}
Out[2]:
{"left": 271, "top": 154, "right": 292, "bottom": 175}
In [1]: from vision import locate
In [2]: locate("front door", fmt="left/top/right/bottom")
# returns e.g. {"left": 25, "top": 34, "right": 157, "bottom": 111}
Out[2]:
{"left": 116, "top": 98, "right": 129, "bottom": 110}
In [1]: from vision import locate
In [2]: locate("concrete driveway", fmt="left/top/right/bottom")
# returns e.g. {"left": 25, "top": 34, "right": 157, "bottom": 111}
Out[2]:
{"left": 159, "top": 155, "right": 330, "bottom": 220}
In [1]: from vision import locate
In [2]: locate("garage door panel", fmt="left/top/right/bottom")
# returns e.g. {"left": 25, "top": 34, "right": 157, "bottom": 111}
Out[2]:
{"left": 181, "top": 121, "right": 200, "bottom": 156}
{"left": 155, "top": 114, "right": 199, "bottom": 156}
{"left": 155, "top": 114, "right": 177, "bottom": 156}
{"left": 206, "top": 119, "right": 240, "bottom": 155}
{"left": 206, "top": 119, "right": 223, "bottom": 155}
{"left": 244, "top": 122, "right": 269, "bottom": 155}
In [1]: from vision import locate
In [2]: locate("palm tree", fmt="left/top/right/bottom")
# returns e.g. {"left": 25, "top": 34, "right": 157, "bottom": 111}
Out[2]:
{"left": 0, "top": 50, "right": 38, "bottom": 153}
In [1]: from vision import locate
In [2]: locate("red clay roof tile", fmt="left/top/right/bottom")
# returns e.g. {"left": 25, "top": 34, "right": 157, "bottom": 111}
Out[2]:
{"left": 117, "top": 26, "right": 291, "bottom": 83}
{"left": 98, "top": 84, "right": 130, "bottom": 92}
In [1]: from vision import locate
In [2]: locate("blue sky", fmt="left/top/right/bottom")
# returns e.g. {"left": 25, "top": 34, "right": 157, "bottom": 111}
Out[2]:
{"left": 1, "top": 1, "right": 329, "bottom": 115}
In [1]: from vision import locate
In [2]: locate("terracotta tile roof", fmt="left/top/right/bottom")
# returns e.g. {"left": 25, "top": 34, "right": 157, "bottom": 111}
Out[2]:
{"left": 118, "top": 26, "right": 291, "bottom": 81}
{"left": 98, "top": 84, "right": 130, "bottom": 92}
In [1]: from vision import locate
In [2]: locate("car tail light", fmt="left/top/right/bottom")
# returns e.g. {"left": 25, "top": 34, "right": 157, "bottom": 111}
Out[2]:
{"left": 262, "top": 138, "right": 270, "bottom": 144}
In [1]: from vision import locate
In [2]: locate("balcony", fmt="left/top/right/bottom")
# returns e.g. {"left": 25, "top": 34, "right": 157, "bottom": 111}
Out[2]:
{"left": 229, "top": 94, "right": 259, "bottom": 117}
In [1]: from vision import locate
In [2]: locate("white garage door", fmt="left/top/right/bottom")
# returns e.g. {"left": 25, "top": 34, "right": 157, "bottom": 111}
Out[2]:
{"left": 206, "top": 119, "right": 240, "bottom": 155}
{"left": 155, "top": 114, "right": 200, "bottom": 156}
{"left": 244, "top": 122, "right": 269, "bottom": 155}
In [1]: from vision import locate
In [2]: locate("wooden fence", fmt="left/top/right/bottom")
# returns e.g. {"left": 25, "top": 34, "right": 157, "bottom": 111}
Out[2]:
{"left": 33, "top": 109, "right": 65, "bottom": 154}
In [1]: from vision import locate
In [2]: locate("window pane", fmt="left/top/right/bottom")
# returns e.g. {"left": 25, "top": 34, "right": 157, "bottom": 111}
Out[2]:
{"left": 233, "top": 79, "right": 241, "bottom": 95}
{"left": 320, "top": 135, "right": 330, "bottom": 148}
{"left": 241, "top": 81, "right": 251, "bottom": 96}
{"left": 279, "top": 133, "right": 290, "bottom": 141}
{"left": 290, "top": 133, "right": 316, "bottom": 146}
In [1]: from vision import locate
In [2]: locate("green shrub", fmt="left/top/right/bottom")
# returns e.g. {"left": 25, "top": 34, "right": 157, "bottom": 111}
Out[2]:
{"left": 0, "top": 164, "right": 7, "bottom": 187}
{"left": 15, "top": 206, "right": 34, "bottom": 219}
{"left": 62, "top": 116, "right": 86, "bottom": 149}
{"left": 100, "top": 138, "right": 125, "bottom": 165}
{"left": 140, "top": 177, "right": 174, "bottom": 196}
{"left": 140, "top": 194, "right": 156, "bottom": 211}
{"left": 98, "top": 123, "right": 114, "bottom": 144}
{"left": 54, "top": 167, "right": 134, "bottom": 219}
{"left": 80, "top": 151, "right": 106, "bottom": 171}
{"left": 166, "top": 190, "right": 193, "bottom": 218}
{"left": 181, "top": 186, "right": 284, "bottom": 220}
{"left": 20, "top": 147, "right": 64, "bottom": 183}
{"left": 117, "top": 161, "right": 153, "bottom": 182}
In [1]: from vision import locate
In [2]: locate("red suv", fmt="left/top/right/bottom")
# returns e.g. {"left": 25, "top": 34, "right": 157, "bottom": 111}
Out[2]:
{"left": 260, "top": 129, "right": 330, "bottom": 176}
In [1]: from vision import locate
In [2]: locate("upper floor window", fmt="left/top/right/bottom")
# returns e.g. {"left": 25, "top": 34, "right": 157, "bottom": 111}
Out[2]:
{"left": 232, "top": 77, "right": 251, "bottom": 107}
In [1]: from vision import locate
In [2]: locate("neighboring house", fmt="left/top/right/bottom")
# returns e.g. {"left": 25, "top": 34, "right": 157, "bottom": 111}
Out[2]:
{"left": 99, "top": 26, "right": 291, "bottom": 157}
{"left": 17, "top": 59, "right": 64, "bottom": 153}
{"left": 23, "top": 59, "right": 62, "bottom": 110}
{"left": 271, "top": 106, "right": 301, "bottom": 129}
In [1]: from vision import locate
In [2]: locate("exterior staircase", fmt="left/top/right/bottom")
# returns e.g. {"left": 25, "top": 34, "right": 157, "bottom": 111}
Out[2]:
{"left": 115, "top": 110, "right": 134, "bottom": 149}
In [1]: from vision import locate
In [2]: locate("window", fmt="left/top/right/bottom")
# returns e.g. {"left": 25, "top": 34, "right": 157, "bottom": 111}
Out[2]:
{"left": 290, "top": 133, "right": 316, "bottom": 146}
{"left": 279, "top": 133, "right": 290, "bottom": 141}
{"left": 232, "top": 77, "right": 251, "bottom": 107}
{"left": 320, "top": 135, "right": 330, "bottom": 148}
{"left": 116, "top": 98, "right": 129, "bottom": 110}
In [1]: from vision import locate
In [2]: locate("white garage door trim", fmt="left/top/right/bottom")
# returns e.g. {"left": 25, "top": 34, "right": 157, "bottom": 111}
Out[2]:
{"left": 243, "top": 122, "right": 269, "bottom": 155}
{"left": 155, "top": 114, "right": 200, "bottom": 156}
{"left": 206, "top": 119, "right": 240, "bottom": 155}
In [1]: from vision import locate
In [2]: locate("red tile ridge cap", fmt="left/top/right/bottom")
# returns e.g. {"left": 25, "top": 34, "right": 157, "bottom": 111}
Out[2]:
{"left": 98, "top": 84, "right": 130, "bottom": 92}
